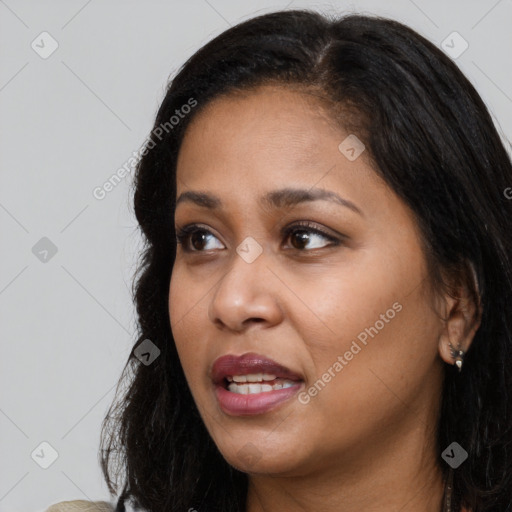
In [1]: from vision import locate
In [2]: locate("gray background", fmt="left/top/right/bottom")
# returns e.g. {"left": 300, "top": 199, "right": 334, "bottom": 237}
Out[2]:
{"left": 0, "top": 1, "right": 510, "bottom": 511}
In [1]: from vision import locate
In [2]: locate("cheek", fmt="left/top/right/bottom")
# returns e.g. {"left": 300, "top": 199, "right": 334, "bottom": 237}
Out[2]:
{"left": 303, "top": 275, "right": 440, "bottom": 417}
{"left": 292, "top": 253, "right": 408, "bottom": 356}
{"left": 169, "top": 265, "right": 201, "bottom": 335}
{"left": 316, "top": 234, "right": 428, "bottom": 348}
{"left": 168, "top": 269, "right": 181, "bottom": 330}
{"left": 168, "top": 267, "right": 199, "bottom": 367}
{"left": 297, "top": 245, "right": 436, "bottom": 397}
{"left": 169, "top": 265, "right": 215, "bottom": 392}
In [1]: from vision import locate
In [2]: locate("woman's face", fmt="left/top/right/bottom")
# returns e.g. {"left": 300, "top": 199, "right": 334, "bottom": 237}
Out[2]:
{"left": 169, "top": 85, "right": 445, "bottom": 476}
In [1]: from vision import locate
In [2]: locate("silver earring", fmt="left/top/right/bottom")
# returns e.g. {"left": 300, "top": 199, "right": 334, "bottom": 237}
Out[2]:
{"left": 448, "top": 342, "right": 465, "bottom": 372}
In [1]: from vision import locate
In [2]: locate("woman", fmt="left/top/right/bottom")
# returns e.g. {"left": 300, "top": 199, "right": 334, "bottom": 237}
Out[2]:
{"left": 70, "top": 9, "right": 511, "bottom": 512}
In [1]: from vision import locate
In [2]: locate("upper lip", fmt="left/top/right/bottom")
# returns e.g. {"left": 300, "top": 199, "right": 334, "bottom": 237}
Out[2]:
{"left": 211, "top": 352, "right": 304, "bottom": 386}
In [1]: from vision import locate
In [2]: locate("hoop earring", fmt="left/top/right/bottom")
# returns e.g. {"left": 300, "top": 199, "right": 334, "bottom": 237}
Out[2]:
{"left": 448, "top": 342, "right": 465, "bottom": 372}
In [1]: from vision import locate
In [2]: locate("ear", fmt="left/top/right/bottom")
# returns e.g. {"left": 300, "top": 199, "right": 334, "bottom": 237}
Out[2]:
{"left": 438, "top": 261, "right": 483, "bottom": 370}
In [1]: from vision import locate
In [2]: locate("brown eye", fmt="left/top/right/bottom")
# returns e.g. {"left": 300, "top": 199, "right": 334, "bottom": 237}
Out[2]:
{"left": 189, "top": 231, "right": 208, "bottom": 251}
{"left": 176, "top": 226, "right": 224, "bottom": 252}
{"left": 283, "top": 223, "right": 339, "bottom": 251}
{"left": 289, "top": 229, "right": 311, "bottom": 250}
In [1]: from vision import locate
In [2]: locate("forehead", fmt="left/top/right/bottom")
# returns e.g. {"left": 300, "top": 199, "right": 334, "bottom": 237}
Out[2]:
{"left": 175, "top": 85, "right": 375, "bottom": 193}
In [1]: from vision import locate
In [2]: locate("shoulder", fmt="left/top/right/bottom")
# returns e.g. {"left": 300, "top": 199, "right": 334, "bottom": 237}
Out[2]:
{"left": 44, "top": 500, "right": 115, "bottom": 512}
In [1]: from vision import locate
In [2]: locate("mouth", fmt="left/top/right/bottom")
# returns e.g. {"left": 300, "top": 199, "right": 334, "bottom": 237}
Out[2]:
{"left": 225, "top": 374, "right": 300, "bottom": 394}
{"left": 211, "top": 352, "right": 305, "bottom": 416}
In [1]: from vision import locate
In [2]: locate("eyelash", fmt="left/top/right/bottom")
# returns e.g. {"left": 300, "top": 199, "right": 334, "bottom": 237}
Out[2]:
{"left": 175, "top": 221, "right": 341, "bottom": 253}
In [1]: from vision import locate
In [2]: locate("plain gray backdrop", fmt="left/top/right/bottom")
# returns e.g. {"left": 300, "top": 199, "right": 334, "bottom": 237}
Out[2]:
{"left": 1, "top": 1, "right": 511, "bottom": 511}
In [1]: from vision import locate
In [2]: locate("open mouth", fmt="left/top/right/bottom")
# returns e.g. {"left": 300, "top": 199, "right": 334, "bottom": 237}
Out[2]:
{"left": 224, "top": 374, "right": 301, "bottom": 394}
{"left": 211, "top": 352, "right": 305, "bottom": 415}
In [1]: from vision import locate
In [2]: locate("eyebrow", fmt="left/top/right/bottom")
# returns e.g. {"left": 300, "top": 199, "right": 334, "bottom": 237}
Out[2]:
{"left": 175, "top": 187, "right": 364, "bottom": 217}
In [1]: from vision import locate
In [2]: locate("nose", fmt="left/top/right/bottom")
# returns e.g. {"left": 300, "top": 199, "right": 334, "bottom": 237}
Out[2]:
{"left": 208, "top": 248, "right": 284, "bottom": 332}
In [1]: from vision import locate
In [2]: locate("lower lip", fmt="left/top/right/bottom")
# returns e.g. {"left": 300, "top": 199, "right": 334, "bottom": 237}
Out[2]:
{"left": 215, "top": 382, "right": 304, "bottom": 416}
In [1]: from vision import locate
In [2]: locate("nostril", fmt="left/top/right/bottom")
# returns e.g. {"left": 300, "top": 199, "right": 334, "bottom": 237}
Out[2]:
{"left": 241, "top": 317, "right": 265, "bottom": 327}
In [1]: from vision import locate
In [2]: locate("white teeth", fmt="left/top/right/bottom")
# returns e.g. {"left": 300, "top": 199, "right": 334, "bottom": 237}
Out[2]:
{"left": 248, "top": 384, "right": 261, "bottom": 394}
{"left": 230, "top": 373, "right": 277, "bottom": 383}
{"left": 227, "top": 379, "right": 297, "bottom": 394}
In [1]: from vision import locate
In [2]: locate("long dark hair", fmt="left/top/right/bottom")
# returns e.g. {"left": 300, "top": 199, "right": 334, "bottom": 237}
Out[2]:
{"left": 99, "top": 9, "right": 512, "bottom": 512}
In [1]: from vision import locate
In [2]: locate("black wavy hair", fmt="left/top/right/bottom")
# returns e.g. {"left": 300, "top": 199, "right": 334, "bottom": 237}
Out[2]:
{"left": 99, "top": 9, "right": 512, "bottom": 512}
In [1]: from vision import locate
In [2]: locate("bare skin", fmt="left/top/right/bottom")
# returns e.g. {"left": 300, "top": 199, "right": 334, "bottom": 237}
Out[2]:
{"left": 169, "top": 85, "right": 481, "bottom": 512}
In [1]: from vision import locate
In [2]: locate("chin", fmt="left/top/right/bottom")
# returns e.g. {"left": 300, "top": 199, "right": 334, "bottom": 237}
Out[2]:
{"left": 216, "top": 434, "right": 311, "bottom": 476}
